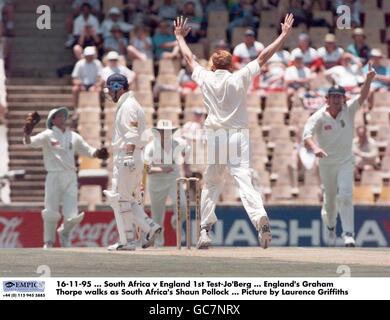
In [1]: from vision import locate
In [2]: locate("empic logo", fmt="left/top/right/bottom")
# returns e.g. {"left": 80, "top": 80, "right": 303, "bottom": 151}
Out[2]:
{"left": 3, "top": 281, "right": 45, "bottom": 292}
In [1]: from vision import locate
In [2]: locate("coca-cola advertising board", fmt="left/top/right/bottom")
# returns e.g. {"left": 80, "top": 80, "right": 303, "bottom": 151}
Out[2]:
{"left": 1, "top": 206, "right": 389, "bottom": 247}
{"left": 0, "top": 211, "right": 177, "bottom": 248}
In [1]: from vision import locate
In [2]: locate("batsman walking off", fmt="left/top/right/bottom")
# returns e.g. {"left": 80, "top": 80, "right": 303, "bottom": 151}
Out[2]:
{"left": 174, "top": 14, "right": 295, "bottom": 249}
{"left": 303, "top": 63, "right": 376, "bottom": 247}
{"left": 103, "top": 73, "right": 162, "bottom": 251}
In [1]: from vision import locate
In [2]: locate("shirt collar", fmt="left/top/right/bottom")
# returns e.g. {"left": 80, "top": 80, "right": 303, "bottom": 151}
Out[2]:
{"left": 214, "top": 69, "right": 231, "bottom": 75}
{"left": 52, "top": 126, "right": 67, "bottom": 134}
{"left": 117, "top": 91, "right": 134, "bottom": 109}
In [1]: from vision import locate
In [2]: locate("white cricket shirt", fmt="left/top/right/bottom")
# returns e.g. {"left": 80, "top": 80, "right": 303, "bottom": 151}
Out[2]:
{"left": 24, "top": 126, "right": 96, "bottom": 172}
{"left": 191, "top": 59, "right": 261, "bottom": 130}
{"left": 303, "top": 97, "right": 362, "bottom": 165}
{"left": 111, "top": 91, "right": 148, "bottom": 157}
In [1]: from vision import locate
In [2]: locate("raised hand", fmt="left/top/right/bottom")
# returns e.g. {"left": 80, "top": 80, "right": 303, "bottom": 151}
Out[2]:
{"left": 366, "top": 61, "right": 377, "bottom": 81}
{"left": 174, "top": 16, "right": 191, "bottom": 38}
{"left": 281, "top": 13, "right": 294, "bottom": 35}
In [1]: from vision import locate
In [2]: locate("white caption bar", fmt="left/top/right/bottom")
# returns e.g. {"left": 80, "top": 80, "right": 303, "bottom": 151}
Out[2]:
{"left": 1, "top": 278, "right": 390, "bottom": 300}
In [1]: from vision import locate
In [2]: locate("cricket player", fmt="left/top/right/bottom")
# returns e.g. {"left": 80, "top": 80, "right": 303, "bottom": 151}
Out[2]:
{"left": 23, "top": 108, "right": 109, "bottom": 248}
{"left": 144, "top": 119, "right": 189, "bottom": 246}
{"left": 173, "top": 14, "right": 295, "bottom": 249}
{"left": 303, "top": 63, "right": 376, "bottom": 247}
{"left": 103, "top": 73, "right": 162, "bottom": 251}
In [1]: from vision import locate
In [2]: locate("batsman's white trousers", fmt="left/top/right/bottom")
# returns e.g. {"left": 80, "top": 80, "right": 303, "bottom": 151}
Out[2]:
{"left": 200, "top": 129, "right": 268, "bottom": 229}
{"left": 111, "top": 150, "right": 153, "bottom": 244}
{"left": 319, "top": 159, "right": 354, "bottom": 235}
{"left": 42, "top": 171, "right": 79, "bottom": 243}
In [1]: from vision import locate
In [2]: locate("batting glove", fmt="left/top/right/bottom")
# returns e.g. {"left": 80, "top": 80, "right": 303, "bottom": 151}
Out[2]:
{"left": 123, "top": 155, "right": 136, "bottom": 172}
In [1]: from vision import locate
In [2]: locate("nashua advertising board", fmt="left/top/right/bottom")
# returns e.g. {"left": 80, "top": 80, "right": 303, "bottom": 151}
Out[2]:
{"left": 0, "top": 206, "right": 389, "bottom": 247}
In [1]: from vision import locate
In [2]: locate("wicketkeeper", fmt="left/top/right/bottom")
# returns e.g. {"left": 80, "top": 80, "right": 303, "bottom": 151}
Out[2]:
{"left": 23, "top": 107, "right": 109, "bottom": 248}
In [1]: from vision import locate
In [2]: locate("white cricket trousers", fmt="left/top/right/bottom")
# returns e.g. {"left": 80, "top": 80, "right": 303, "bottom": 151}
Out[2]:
{"left": 319, "top": 159, "right": 355, "bottom": 235}
{"left": 42, "top": 171, "right": 79, "bottom": 243}
{"left": 112, "top": 150, "right": 154, "bottom": 244}
{"left": 200, "top": 129, "right": 268, "bottom": 229}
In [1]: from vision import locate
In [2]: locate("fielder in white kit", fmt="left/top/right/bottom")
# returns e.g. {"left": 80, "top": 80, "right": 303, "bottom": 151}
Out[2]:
{"left": 23, "top": 107, "right": 109, "bottom": 248}
{"left": 303, "top": 63, "right": 376, "bottom": 247}
{"left": 173, "top": 15, "right": 295, "bottom": 249}
{"left": 103, "top": 73, "right": 161, "bottom": 251}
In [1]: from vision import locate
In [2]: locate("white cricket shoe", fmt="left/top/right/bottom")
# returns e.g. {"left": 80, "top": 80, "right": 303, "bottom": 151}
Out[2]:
{"left": 107, "top": 242, "right": 136, "bottom": 251}
{"left": 344, "top": 233, "right": 355, "bottom": 247}
{"left": 196, "top": 229, "right": 212, "bottom": 249}
{"left": 43, "top": 241, "right": 54, "bottom": 250}
{"left": 257, "top": 216, "right": 272, "bottom": 249}
{"left": 142, "top": 223, "right": 162, "bottom": 249}
{"left": 327, "top": 226, "right": 337, "bottom": 247}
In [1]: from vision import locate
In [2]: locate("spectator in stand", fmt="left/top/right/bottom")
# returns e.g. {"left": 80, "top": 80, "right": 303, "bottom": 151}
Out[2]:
{"left": 151, "top": 0, "right": 178, "bottom": 24}
{"left": 347, "top": 28, "right": 371, "bottom": 65}
{"left": 152, "top": 20, "right": 179, "bottom": 60}
{"left": 66, "top": 3, "right": 100, "bottom": 48}
{"left": 268, "top": 49, "right": 290, "bottom": 65}
{"left": 123, "top": 0, "right": 150, "bottom": 26}
{"left": 333, "top": 0, "right": 362, "bottom": 27}
{"left": 178, "top": 63, "right": 199, "bottom": 96}
{"left": 232, "top": 29, "right": 264, "bottom": 70}
{"left": 153, "top": 63, "right": 198, "bottom": 99}
{"left": 284, "top": 50, "right": 314, "bottom": 108}
{"left": 204, "top": 0, "right": 227, "bottom": 15}
{"left": 227, "top": 0, "right": 259, "bottom": 41}
{"left": 255, "top": 59, "right": 287, "bottom": 95}
{"left": 73, "top": 23, "right": 102, "bottom": 60}
{"left": 317, "top": 33, "right": 344, "bottom": 70}
{"left": 362, "top": 49, "right": 390, "bottom": 109}
{"left": 103, "top": 24, "right": 129, "bottom": 56}
{"left": 71, "top": 46, "right": 103, "bottom": 107}
{"left": 353, "top": 125, "right": 379, "bottom": 180}
{"left": 182, "top": 1, "right": 207, "bottom": 44}
{"left": 100, "top": 7, "right": 133, "bottom": 41}
{"left": 65, "top": 0, "right": 101, "bottom": 47}
{"left": 254, "top": 49, "right": 290, "bottom": 94}
{"left": 279, "top": 0, "right": 311, "bottom": 27}
{"left": 130, "top": 25, "right": 153, "bottom": 60}
{"left": 72, "top": 0, "right": 101, "bottom": 15}
{"left": 0, "top": 0, "right": 14, "bottom": 37}
{"left": 325, "top": 52, "right": 363, "bottom": 95}
{"left": 100, "top": 51, "right": 136, "bottom": 88}
{"left": 291, "top": 33, "right": 321, "bottom": 71}
{"left": 177, "top": 0, "right": 204, "bottom": 18}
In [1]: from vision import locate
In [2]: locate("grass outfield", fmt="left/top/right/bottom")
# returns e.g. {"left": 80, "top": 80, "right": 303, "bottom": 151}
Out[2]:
{"left": 0, "top": 247, "right": 389, "bottom": 277}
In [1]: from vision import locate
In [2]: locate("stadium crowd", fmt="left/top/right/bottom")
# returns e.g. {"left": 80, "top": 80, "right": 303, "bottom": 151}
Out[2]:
{"left": 2, "top": 0, "right": 390, "bottom": 205}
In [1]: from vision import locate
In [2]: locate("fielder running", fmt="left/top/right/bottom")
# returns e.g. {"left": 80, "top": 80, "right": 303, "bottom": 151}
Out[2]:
{"left": 303, "top": 63, "right": 376, "bottom": 247}
{"left": 173, "top": 14, "right": 295, "bottom": 249}
{"left": 103, "top": 73, "right": 161, "bottom": 251}
{"left": 23, "top": 107, "right": 109, "bottom": 248}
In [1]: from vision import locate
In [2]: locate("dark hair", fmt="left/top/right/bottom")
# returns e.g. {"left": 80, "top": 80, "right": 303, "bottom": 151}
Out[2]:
{"left": 81, "top": 2, "right": 92, "bottom": 10}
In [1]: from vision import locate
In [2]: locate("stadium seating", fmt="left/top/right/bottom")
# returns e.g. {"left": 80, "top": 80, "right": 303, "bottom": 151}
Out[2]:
{"left": 3, "top": 0, "right": 390, "bottom": 208}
